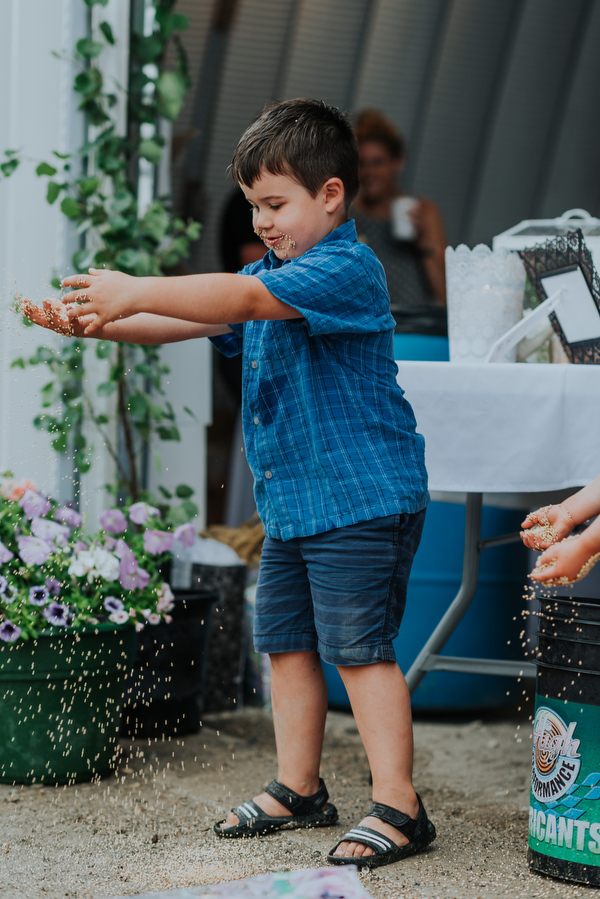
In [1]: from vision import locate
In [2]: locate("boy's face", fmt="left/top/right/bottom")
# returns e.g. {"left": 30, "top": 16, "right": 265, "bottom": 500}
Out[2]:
{"left": 241, "top": 171, "right": 346, "bottom": 261}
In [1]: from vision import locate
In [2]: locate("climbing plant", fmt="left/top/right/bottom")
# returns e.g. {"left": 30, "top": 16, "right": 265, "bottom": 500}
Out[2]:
{"left": 6, "top": 0, "right": 200, "bottom": 524}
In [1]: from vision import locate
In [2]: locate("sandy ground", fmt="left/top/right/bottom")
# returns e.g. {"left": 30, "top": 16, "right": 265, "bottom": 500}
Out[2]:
{"left": 0, "top": 703, "right": 597, "bottom": 899}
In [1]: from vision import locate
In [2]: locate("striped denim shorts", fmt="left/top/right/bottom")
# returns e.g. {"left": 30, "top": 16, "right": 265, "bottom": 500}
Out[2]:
{"left": 253, "top": 510, "right": 426, "bottom": 666}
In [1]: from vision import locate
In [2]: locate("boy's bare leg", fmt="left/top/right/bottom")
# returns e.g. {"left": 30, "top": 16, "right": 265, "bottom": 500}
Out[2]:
{"left": 334, "top": 661, "right": 418, "bottom": 858}
{"left": 224, "top": 650, "right": 328, "bottom": 827}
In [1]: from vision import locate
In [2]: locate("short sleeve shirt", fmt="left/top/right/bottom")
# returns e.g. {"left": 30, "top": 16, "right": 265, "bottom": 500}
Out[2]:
{"left": 210, "top": 219, "right": 428, "bottom": 540}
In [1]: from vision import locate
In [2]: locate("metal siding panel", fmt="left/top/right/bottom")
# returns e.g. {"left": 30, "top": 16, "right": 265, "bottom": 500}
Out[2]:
{"left": 410, "top": 0, "right": 521, "bottom": 246}
{"left": 466, "top": 0, "right": 588, "bottom": 246}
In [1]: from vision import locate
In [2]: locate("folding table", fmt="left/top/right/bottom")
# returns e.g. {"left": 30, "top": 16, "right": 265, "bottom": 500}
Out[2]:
{"left": 395, "top": 361, "right": 600, "bottom": 695}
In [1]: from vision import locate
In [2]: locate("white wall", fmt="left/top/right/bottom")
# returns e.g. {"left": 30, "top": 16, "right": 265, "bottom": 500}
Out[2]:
{"left": 0, "top": 0, "right": 211, "bottom": 526}
{"left": 0, "top": 0, "right": 86, "bottom": 499}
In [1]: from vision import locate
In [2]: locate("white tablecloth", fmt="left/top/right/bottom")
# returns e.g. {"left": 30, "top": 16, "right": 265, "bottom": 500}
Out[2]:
{"left": 396, "top": 362, "right": 600, "bottom": 495}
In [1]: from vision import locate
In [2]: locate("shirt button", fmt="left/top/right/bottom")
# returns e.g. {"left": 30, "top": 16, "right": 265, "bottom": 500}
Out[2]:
{"left": 253, "top": 416, "right": 259, "bottom": 425}
{"left": 265, "top": 470, "right": 273, "bottom": 479}
{"left": 250, "top": 360, "right": 258, "bottom": 369}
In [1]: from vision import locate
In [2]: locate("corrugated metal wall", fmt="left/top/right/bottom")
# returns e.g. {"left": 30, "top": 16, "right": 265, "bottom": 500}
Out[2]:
{"left": 173, "top": 0, "right": 600, "bottom": 273}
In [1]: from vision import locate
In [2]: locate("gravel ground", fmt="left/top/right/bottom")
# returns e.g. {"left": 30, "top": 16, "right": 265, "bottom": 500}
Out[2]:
{"left": 0, "top": 704, "right": 597, "bottom": 899}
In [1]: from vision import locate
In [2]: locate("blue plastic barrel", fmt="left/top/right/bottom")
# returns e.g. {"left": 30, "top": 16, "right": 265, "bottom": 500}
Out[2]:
{"left": 322, "top": 334, "right": 527, "bottom": 711}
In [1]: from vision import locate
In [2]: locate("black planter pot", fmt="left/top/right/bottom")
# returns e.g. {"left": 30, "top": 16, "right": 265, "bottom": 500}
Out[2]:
{"left": 121, "top": 589, "right": 218, "bottom": 738}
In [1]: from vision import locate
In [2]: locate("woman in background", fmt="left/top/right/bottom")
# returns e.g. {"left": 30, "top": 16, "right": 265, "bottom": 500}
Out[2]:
{"left": 352, "top": 109, "right": 448, "bottom": 343}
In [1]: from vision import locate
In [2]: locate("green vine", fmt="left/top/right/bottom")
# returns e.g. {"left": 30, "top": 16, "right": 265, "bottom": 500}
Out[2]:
{"left": 4, "top": 0, "right": 201, "bottom": 525}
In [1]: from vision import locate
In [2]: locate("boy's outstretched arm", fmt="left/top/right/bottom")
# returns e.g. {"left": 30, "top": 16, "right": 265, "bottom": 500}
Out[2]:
{"left": 62, "top": 268, "right": 301, "bottom": 335}
{"left": 24, "top": 298, "right": 229, "bottom": 344}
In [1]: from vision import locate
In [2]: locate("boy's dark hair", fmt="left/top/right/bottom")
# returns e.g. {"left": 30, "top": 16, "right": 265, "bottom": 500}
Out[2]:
{"left": 231, "top": 98, "right": 359, "bottom": 208}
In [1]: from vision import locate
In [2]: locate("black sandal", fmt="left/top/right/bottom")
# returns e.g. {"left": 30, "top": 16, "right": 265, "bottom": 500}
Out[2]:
{"left": 214, "top": 778, "right": 338, "bottom": 838}
{"left": 327, "top": 794, "right": 436, "bottom": 869}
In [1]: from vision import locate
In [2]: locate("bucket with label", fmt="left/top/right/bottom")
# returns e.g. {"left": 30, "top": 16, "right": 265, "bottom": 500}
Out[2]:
{"left": 529, "top": 596, "right": 600, "bottom": 885}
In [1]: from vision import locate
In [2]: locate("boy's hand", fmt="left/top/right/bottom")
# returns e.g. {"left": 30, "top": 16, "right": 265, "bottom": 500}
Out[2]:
{"left": 61, "top": 268, "right": 141, "bottom": 334}
{"left": 520, "top": 503, "right": 574, "bottom": 550}
{"left": 21, "top": 298, "right": 92, "bottom": 338}
{"left": 528, "top": 535, "right": 600, "bottom": 586}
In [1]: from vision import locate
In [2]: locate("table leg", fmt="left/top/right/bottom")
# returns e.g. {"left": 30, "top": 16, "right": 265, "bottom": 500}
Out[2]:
{"left": 405, "top": 493, "right": 483, "bottom": 694}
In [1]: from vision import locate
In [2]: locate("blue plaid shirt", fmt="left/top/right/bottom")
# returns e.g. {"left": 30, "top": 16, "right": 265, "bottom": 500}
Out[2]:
{"left": 210, "top": 219, "right": 428, "bottom": 540}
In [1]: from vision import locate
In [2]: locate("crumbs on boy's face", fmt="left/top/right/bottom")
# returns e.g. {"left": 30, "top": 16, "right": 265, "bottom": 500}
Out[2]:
{"left": 254, "top": 229, "right": 296, "bottom": 258}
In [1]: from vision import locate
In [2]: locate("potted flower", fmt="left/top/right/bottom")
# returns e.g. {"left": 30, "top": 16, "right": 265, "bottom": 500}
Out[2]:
{"left": 0, "top": 473, "right": 195, "bottom": 785}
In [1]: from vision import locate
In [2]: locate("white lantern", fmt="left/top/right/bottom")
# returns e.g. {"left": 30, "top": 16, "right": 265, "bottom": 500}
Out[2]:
{"left": 445, "top": 244, "right": 526, "bottom": 363}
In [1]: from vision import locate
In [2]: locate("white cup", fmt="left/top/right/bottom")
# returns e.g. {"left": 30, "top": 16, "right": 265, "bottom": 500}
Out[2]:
{"left": 391, "top": 196, "right": 418, "bottom": 241}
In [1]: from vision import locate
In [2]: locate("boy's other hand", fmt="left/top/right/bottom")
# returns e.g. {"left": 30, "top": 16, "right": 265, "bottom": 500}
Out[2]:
{"left": 528, "top": 534, "right": 600, "bottom": 585}
{"left": 520, "top": 503, "right": 574, "bottom": 550}
{"left": 21, "top": 298, "right": 91, "bottom": 338}
{"left": 61, "top": 268, "right": 139, "bottom": 334}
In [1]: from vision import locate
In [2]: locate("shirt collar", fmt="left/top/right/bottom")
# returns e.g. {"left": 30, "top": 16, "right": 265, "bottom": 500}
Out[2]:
{"left": 264, "top": 219, "right": 357, "bottom": 268}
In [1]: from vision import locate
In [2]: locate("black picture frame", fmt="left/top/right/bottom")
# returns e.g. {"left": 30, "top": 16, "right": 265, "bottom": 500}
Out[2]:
{"left": 519, "top": 229, "right": 600, "bottom": 364}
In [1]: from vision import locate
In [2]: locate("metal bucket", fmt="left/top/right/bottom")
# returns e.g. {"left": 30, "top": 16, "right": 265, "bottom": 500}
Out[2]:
{"left": 529, "top": 596, "right": 600, "bottom": 885}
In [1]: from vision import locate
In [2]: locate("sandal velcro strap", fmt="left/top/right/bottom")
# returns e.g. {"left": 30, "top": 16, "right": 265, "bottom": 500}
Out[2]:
{"left": 341, "top": 827, "right": 396, "bottom": 853}
{"left": 264, "top": 778, "right": 329, "bottom": 816}
{"left": 366, "top": 794, "right": 428, "bottom": 843}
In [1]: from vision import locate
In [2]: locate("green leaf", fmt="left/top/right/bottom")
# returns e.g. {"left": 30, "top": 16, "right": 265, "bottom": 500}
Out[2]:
{"left": 158, "top": 485, "right": 173, "bottom": 499}
{"left": 157, "top": 425, "right": 180, "bottom": 441}
{"left": 73, "top": 433, "right": 87, "bottom": 450}
{"left": 96, "top": 414, "right": 109, "bottom": 425}
{"left": 139, "top": 138, "right": 162, "bottom": 165}
{"left": 60, "top": 196, "right": 80, "bottom": 219}
{"left": 76, "top": 37, "right": 104, "bottom": 58}
{"left": 50, "top": 277, "right": 62, "bottom": 290}
{"left": 83, "top": 0, "right": 109, "bottom": 7}
{"left": 77, "top": 177, "right": 100, "bottom": 197}
{"left": 140, "top": 202, "right": 169, "bottom": 243}
{"left": 52, "top": 151, "right": 71, "bottom": 160}
{"left": 156, "top": 9, "right": 189, "bottom": 38}
{"left": 95, "top": 341, "right": 112, "bottom": 360}
{"left": 0, "top": 158, "right": 19, "bottom": 177}
{"left": 74, "top": 67, "right": 103, "bottom": 99}
{"left": 128, "top": 393, "right": 149, "bottom": 418}
{"left": 99, "top": 21, "right": 115, "bottom": 44}
{"left": 11, "top": 358, "right": 25, "bottom": 370}
{"left": 175, "top": 483, "right": 194, "bottom": 498}
{"left": 97, "top": 381, "right": 117, "bottom": 397}
{"left": 185, "top": 221, "right": 201, "bottom": 241}
{"left": 36, "top": 162, "right": 57, "bottom": 177}
{"left": 52, "top": 433, "right": 68, "bottom": 452}
{"left": 78, "top": 460, "right": 92, "bottom": 474}
{"left": 132, "top": 34, "right": 164, "bottom": 63}
{"left": 47, "top": 180, "right": 63, "bottom": 205}
{"left": 156, "top": 71, "right": 187, "bottom": 121}
{"left": 72, "top": 248, "right": 95, "bottom": 271}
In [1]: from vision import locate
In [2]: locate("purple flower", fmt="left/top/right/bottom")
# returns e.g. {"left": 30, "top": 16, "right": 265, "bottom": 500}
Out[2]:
{"left": 42, "top": 602, "right": 73, "bottom": 628}
{"left": 54, "top": 505, "right": 82, "bottom": 528}
{"left": 128, "top": 502, "right": 160, "bottom": 525}
{"left": 143, "top": 529, "right": 175, "bottom": 555}
{"left": 74, "top": 540, "right": 88, "bottom": 553}
{"left": 103, "top": 596, "right": 124, "bottom": 614}
{"left": 0, "top": 540, "right": 14, "bottom": 564}
{"left": 100, "top": 508, "right": 128, "bottom": 535}
{"left": 0, "top": 575, "right": 7, "bottom": 594}
{"left": 174, "top": 522, "right": 195, "bottom": 548}
{"left": 19, "top": 489, "right": 51, "bottom": 518}
{"left": 29, "top": 585, "right": 49, "bottom": 606}
{"left": 0, "top": 620, "right": 21, "bottom": 643}
{"left": 45, "top": 578, "right": 62, "bottom": 596}
{"left": 31, "top": 517, "right": 70, "bottom": 548}
{"left": 17, "top": 535, "right": 53, "bottom": 566}
{"left": 118, "top": 544, "right": 150, "bottom": 591}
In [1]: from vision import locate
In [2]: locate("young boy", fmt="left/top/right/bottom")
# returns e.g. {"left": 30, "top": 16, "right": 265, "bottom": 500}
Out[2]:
{"left": 26, "top": 99, "right": 435, "bottom": 869}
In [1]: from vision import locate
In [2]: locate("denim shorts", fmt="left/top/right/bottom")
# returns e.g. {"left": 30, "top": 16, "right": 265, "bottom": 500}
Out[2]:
{"left": 253, "top": 510, "right": 426, "bottom": 666}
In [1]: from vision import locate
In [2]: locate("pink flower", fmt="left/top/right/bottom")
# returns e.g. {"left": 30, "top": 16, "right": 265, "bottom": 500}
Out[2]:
{"left": 17, "top": 535, "right": 53, "bottom": 566}
{"left": 19, "top": 489, "right": 51, "bottom": 518}
{"left": 100, "top": 508, "right": 128, "bottom": 535}
{"left": 0, "top": 540, "right": 14, "bottom": 564}
{"left": 174, "top": 522, "right": 196, "bottom": 548}
{"left": 54, "top": 505, "right": 82, "bottom": 528}
{"left": 143, "top": 529, "right": 175, "bottom": 555}
{"left": 128, "top": 502, "right": 160, "bottom": 525}
{"left": 118, "top": 544, "right": 150, "bottom": 591}
{"left": 31, "top": 517, "right": 70, "bottom": 548}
